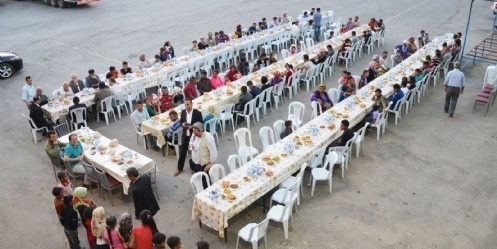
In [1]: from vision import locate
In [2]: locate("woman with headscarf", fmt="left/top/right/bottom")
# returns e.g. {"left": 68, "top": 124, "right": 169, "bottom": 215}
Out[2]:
{"left": 367, "top": 55, "right": 381, "bottom": 83}
{"left": 118, "top": 213, "right": 133, "bottom": 248}
{"left": 91, "top": 207, "right": 110, "bottom": 249}
{"left": 73, "top": 186, "right": 96, "bottom": 220}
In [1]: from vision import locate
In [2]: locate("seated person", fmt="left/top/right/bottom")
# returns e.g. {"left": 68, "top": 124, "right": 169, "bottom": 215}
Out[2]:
{"left": 269, "top": 52, "right": 278, "bottom": 65}
{"left": 339, "top": 39, "right": 353, "bottom": 55}
{"left": 209, "top": 70, "right": 224, "bottom": 89}
{"left": 190, "top": 40, "right": 199, "bottom": 52}
{"left": 311, "top": 84, "right": 334, "bottom": 111}
{"left": 68, "top": 96, "right": 86, "bottom": 124}
{"left": 85, "top": 69, "right": 102, "bottom": 89}
{"left": 159, "top": 48, "right": 169, "bottom": 61}
{"left": 296, "top": 54, "right": 313, "bottom": 75}
{"left": 414, "top": 68, "right": 423, "bottom": 82}
{"left": 379, "top": 51, "right": 389, "bottom": 70}
{"left": 237, "top": 58, "right": 250, "bottom": 76}
{"left": 45, "top": 131, "right": 66, "bottom": 162}
{"left": 393, "top": 50, "right": 403, "bottom": 66}
{"left": 372, "top": 88, "right": 388, "bottom": 112}
{"left": 388, "top": 84, "right": 405, "bottom": 110}
{"left": 325, "top": 119, "right": 355, "bottom": 152}
{"left": 163, "top": 41, "right": 175, "bottom": 58}
{"left": 251, "top": 63, "right": 260, "bottom": 73}
{"left": 93, "top": 82, "right": 112, "bottom": 113}
{"left": 120, "top": 61, "right": 133, "bottom": 75}
{"left": 339, "top": 71, "right": 350, "bottom": 85}
{"left": 137, "top": 54, "right": 152, "bottom": 69}
{"left": 183, "top": 77, "right": 198, "bottom": 99}
{"left": 57, "top": 81, "right": 74, "bottom": 97}
{"left": 284, "top": 64, "right": 294, "bottom": 86}
{"left": 248, "top": 23, "right": 258, "bottom": 35}
{"left": 29, "top": 95, "right": 54, "bottom": 134}
{"left": 256, "top": 53, "right": 269, "bottom": 68}
{"left": 326, "top": 45, "right": 335, "bottom": 58}
{"left": 268, "top": 17, "right": 279, "bottom": 29}
{"left": 234, "top": 86, "right": 253, "bottom": 124}
{"left": 311, "top": 51, "right": 327, "bottom": 64}
{"left": 198, "top": 37, "right": 209, "bottom": 50}
{"left": 64, "top": 134, "right": 89, "bottom": 185}
{"left": 108, "top": 66, "right": 119, "bottom": 79}
{"left": 131, "top": 100, "right": 160, "bottom": 151}
{"left": 226, "top": 65, "right": 242, "bottom": 82}
{"left": 149, "top": 54, "right": 161, "bottom": 67}
{"left": 400, "top": 77, "right": 409, "bottom": 94}
{"left": 108, "top": 78, "right": 124, "bottom": 94}
{"left": 35, "top": 87, "right": 49, "bottom": 106}
{"left": 247, "top": 80, "right": 262, "bottom": 97}
{"left": 233, "top": 24, "right": 243, "bottom": 39}
{"left": 364, "top": 104, "right": 381, "bottom": 124}
{"left": 270, "top": 71, "right": 283, "bottom": 86}
{"left": 260, "top": 76, "right": 271, "bottom": 91}
{"left": 394, "top": 41, "right": 410, "bottom": 59}
{"left": 339, "top": 76, "right": 356, "bottom": 102}
{"left": 158, "top": 87, "right": 173, "bottom": 112}
{"left": 172, "top": 87, "right": 184, "bottom": 106}
{"left": 296, "top": 42, "right": 303, "bottom": 53}
{"left": 290, "top": 45, "right": 297, "bottom": 55}
{"left": 217, "top": 31, "right": 230, "bottom": 43}
{"left": 358, "top": 70, "right": 369, "bottom": 89}
{"left": 69, "top": 73, "right": 85, "bottom": 93}
{"left": 280, "top": 120, "right": 293, "bottom": 139}
{"left": 421, "top": 61, "right": 431, "bottom": 76}
{"left": 144, "top": 97, "right": 156, "bottom": 117}
{"left": 196, "top": 71, "right": 212, "bottom": 95}
{"left": 166, "top": 110, "right": 181, "bottom": 145}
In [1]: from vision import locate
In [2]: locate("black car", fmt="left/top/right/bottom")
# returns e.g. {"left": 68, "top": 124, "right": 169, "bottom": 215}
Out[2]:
{"left": 0, "top": 51, "right": 23, "bottom": 79}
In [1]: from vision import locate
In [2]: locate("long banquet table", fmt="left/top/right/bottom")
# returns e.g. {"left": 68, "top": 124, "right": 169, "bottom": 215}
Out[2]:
{"left": 58, "top": 128, "right": 157, "bottom": 194}
{"left": 141, "top": 25, "right": 369, "bottom": 147}
{"left": 191, "top": 35, "right": 449, "bottom": 239}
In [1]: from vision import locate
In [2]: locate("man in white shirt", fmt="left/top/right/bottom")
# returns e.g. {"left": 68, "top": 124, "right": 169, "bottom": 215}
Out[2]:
{"left": 108, "top": 78, "right": 124, "bottom": 94}
{"left": 57, "top": 81, "right": 74, "bottom": 97}
{"left": 22, "top": 76, "right": 35, "bottom": 107}
{"left": 290, "top": 21, "right": 301, "bottom": 39}
{"left": 379, "top": 51, "right": 390, "bottom": 70}
{"left": 444, "top": 62, "right": 465, "bottom": 117}
{"left": 268, "top": 17, "right": 279, "bottom": 29}
{"left": 189, "top": 122, "right": 217, "bottom": 187}
{"left": 131, "top": 100, "right": 160, "bottom": 151}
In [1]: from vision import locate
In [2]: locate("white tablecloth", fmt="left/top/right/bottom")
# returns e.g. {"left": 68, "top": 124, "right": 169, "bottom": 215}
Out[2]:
{"left": 58, "top": 128, "right": 157, "bottom": 194}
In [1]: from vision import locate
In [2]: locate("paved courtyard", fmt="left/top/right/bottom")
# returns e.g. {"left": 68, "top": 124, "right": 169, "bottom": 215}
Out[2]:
{"left": 1, "top": 0, "right": 497, "bottom": 248}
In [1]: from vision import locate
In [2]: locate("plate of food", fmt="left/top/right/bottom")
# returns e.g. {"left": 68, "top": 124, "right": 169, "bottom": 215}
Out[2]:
{"left": 229, "top": 184, "right": 239, "bottom": 189}
{"left": 265, "top": 170, "right": 274, "bottom": 177}
{"left": 243, "top": 176, "right": 251, "bottom": 182}
{"left": 127, "top": 160, "right": 134, "bottom": 165}
{"left": 221, "top": 180, "right": 230, "bottom": 188}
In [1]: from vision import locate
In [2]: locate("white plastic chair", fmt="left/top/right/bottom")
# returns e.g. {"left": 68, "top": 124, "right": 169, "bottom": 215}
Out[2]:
{"left": 270, "top": 179, "right": 298, "bottom": 209}
{"left": 22, "top": 113, "right": 48, "bottom": 144}
{"left": 239, "top": 146, "right": 255, "bottom": 165}
{"left": 235, "top": 98, "right": 257, "bottom": 129}
{"left": 287, "top": 114, "right": 301, "bottom": 130}
{"left": 370, "top": 111, "right": 387, "bottom": 140}
{"left": 272, "top": 81, "right": 285, "bottom": 109}
{"left": 300, "top": 68, "right": 314, "bottom": 92}
{"left": 129, "top": 113, "right": 148, "bottom": 149}
{"left": 227, "top": 154, "right": 242, "bottom": 172}
{"left": 253, "top": 93, "right": 265, "bottom": 122}
{"left": 281, "top": 49, "right": 290, "bottom": 59}
{"left": 190, "top": 172, "right": 210, "bottom": 194}
{"left": 388, "top": 96, "right": 405, "bottom": 125}
{"left": 166, "top": 127, "right": 182, "bottom": 160}
{"left": 261, "top": 87, "right": 273, "bottom": 115}
{"left": 327, "top": 133, "right": 355, "bottom": 179}
{"left": 97, "top": 96, "right": 116, "bottom": 125}
{"left": 113, "top": 91, "right": 129, "bottom": 119}
{"left": 208, "top": 164, "right": 226, "bottom": 183}
{"left": 259, "top": 126, "right": 276, "bottom": 151}
{"left": 305, "top": 37, "right": 315, "bottom": 49}
{"left": 353, "top": 122, "right": 369, "bottom": 158}
{"left": 306, "top": 147, "right": 327, "bottom": 185}
{"left": 266, "top": 193, "right": 298, "bottom": 239}
{"left": 288, "top": 101, "right": 305, "bottom": 127}
{"left": 204, "top": 117, "right": 219, "bottom": 146}
{"left": 310, "top": 101, "right": 322, "bottom": 120}
{"left": 235, "top": 218, "right": 270, "bottom": 249}
{"left": 280, "top": 163, "right": 307, "bottom": 205}
{"left": 310, "top": 151, "right": 338, "bottom": 196}
{"left": 69, "top": 107, "right": 87, "bottom": 131}
{"left": 127, "top": 84, "right": 139, "bottom": 112}
{"left": 338, "top": 49, "right": 352, "bottom": 68}
{"left": 327, "top": 88, "right": 339, "bottom": 104}
{"left": 218, "top": 103, "right": 235, "bottom": 135}
{"left": 273, "top": 120, "right": 285, "bottom": 142}
{"left": 234, "top": 127, "right": 259, "bottom": 157}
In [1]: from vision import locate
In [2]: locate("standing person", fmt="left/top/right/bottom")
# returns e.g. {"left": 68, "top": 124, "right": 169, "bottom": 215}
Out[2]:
{"left": 118, "top": 213, "right": 134, "bottom": 248}
{"left": 57, "top": 171, "right": 73, "bottom": 197}
{"left": 189, "top": 122, "right": 218, "bottom": 184}
{"left": 444, "top": 62, "right": 465, "bottom": 117}
{"left": 129, "top": 210, "right": 159, "bottom": 249}
{"left": 126, "top": 167, "right": 160, "bottom": 219}
{"left": 52, "top": 187, "right": 64, "bottom": 219}
{"left": 91, "top": 207, "right": 110, "bottom": 249}
{"left": 82, "top": 207, "right": 96, "bottom": 249}
{"left": 22, "top": 76, "right": 35, "bottom": 107}
{"left": 73, "top": 186, "right": 96, "bottom": 220}
{"left": 313, "top": 8, "right": 322, "bottom": 41}
{"left": 61, "top": 195, "right": 82, "bottom": 249}
{"left": 103, "top": 216, "right": 126, "bottom": 249}
{"left": 166, "top": 236, "right": 182, "bottom": 249}
{"left": 175, "top": 98, "right": 203, "bottom": 176}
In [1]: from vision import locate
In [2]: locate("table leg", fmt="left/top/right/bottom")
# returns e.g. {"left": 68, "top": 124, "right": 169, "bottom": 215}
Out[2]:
{"left": 198, "top": 220, "right": 202, "bottom": 228}
{"left": 224, "top": 227, "right": 228, "bottom": 243}
{"left": 262, "top": 195, "right": 266, "bottom": 213}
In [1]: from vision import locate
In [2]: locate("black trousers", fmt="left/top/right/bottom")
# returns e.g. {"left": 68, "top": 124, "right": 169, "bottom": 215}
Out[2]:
{"left": 177, "top": 135, "right": 191, "bottom": 171}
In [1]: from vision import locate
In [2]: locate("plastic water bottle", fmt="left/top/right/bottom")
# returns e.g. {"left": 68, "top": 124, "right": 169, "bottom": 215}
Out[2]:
{"left": 127, "top": 149, "right": 132, "bottom": 160}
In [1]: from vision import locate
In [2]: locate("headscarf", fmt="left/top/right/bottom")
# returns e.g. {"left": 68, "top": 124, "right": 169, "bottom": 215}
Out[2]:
{"left": 118, "top": 213, "right": 133, "bottom": 243}
{"left": 91, "top": 207, "right": 106, "bottom": 238}
{"left": 73, "top": 187, "right": 92, "bottom": 210}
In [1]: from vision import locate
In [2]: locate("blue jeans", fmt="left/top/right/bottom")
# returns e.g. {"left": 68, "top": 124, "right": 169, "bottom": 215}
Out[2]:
{"left": 64, "top": 229, "right": 81, "bottom": 249}
{"left": 314, "top": 25, "right": 321, "bottom": 41}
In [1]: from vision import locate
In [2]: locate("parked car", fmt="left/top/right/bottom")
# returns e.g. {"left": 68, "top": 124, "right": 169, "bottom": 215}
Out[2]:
{"left": 0, "top": 52, "right": 23, "bottom": 79}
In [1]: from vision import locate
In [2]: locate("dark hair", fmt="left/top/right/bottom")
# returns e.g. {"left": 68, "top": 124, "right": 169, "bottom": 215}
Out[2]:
{"left": 26, "top": 76, "right": 32, "bottom": 81}
{"left": 284, "top": 120, "right": 292, "bottom": 127}
{"left": 63, "top": 195, "right": 73, "bottom": 205}
{"left": 303, "top": 54, "right": 309, "bottom": 61}
{"left": 139, "top": 210, "right": 158, "bottom": 234}
{"left": 375, "top": 88, "right": 382, "bottom": 94}
{"left": 241, "top": 86, "right": 248, "bottom": 93}
{"left": 401, "top": 78, "right": 408, "bottom": 87}
{"left": 109, "top": 78, "right": 116, "bottom": 83}
{"left": 189, "top": 76, "right": 197, "bottom": 82}
{"left": 88, "top": 69, "right": 95, "bottom": 74}
{"left": 246, "top": 80, "right": 253, "bottom": 86}
{"left": 47, "top": 130, "right": 57, "bottom": 138}
{"left": 167, "top": 236, "right": 181, "bottom": 248}
{"left": 57, "top": 171, "right": 67, "bottom": 180}
{"left": 184, "top": 98, "right": 193, "bottom": 104}
{"left": 261, "top": 76, "right": 268, "bottom": 84}
{"left": 317, "top": 7, "right": 320, "bottom": 11}
{"left": 106, "top": 215, "right": 117, "bottom": 246}
{"left": 109, "top": 66, "right": 115, "bottom": 71}
{"left": 153, "top": 232, "right": 167, "bottom": 245}
{"left": 83, "top": 206, "right": 94, "bottom": 221}
{"left": 73, "top": 96, "right": 80, "bottom": 104}
{"left": 52, "top": 187, "right": 63, "bottom": 197}
{"left": 372, "top": 105, "right": 380, "bottom": 111}
{"left": 341, "top": 119, "right": 350, "bottom": 127}
{"left": 197, "top": 240, "right": 209, "bottom": 249}
{"left": 415, "top": 68, "right": 422, "bottom": 73}
{"left": 454, "top": 39, "right": 461, "bottom": 46}
{"left": 393, "top": 83, "right": 401, "bottom": 90}
{"left": 98, "top": 82, "right": 106, "bottom": 89}
{"left": 122, "top": 61, "right": 128, "bottom": 65}
{"left": 136, "top": 100, "right": 143, "bottom": 105}
{"left": 32, "top": 95, "right": 40, "bottom": 102}
{"left": 362, "top": 69, "right": 368, "bottom": 75}
{"left": 126, "top": 167, "right": 139, "bottom": 177}
{"left": 169, "top": 110, "right": 178, "bottom": 116}
{"left": 352, "top": 31, "right": 356, "bottom": 36}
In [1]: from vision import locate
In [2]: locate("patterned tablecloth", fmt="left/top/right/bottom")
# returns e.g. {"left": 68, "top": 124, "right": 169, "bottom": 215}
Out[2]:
{"left": 191, "top": 35, "right": 448, "bottom": 238}
{"left": 42, "top": 90, "right": 96, "bottom": 123}
{"left": 141, "top": 25, "right": 369, "bottom": 147}
{"left": 58, "top": 128, "right": 157, "bottom": 195}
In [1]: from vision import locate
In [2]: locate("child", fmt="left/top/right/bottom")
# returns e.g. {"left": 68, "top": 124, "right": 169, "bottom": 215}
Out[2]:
{"left": 152, "top": 232, "right": 167, "bottom": 249}
{"left": 118, "top": 213, "right": 134, "bottom": 248}
{"left": 104, "top": 215, "right": 126, "bottom": 249}
{"left": 83, "top": 207, "right": 96, "bottom": 249}
{"left": 166, "top": 236, "right": 182, "bottom": 249}
{"left": 52, "top": 187, "right": 64, "bottom": 219}
{"left": 60, "top": 195, "right": 82, "bottom": 249}
{"left": 57, "top": 171, "right": 73, "bottom": 196}
{"left": 196, "top": 241, "right": 209, "bottom": 249}
{"left": 339, "top": 71, "right": 349, "bottom": 85}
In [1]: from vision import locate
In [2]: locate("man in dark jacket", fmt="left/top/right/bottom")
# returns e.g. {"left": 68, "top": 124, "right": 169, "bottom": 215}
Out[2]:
{"left": 29, "top": 95, "right": 53, "bottom": 134}
{"left": 126, "top": 167, "right": 160, "bottom": 219}
{"left": 175, "top": 98, "right": 203, "bottom": 176}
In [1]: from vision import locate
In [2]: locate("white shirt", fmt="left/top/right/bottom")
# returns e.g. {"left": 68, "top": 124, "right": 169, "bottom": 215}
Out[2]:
{"left": 22, "top": 84, "right": 35, "bottom": 102}
{"left": 109, "top": 83, "right": 124, "bottom": 94}
{"left": 290, "top": 24, "right": 300, "bottom": 38}
{"left": 131, "top": 109, "right": 150, "bottom": 130}
{"left": 380, "top": 56, "right": 389, "bottom": 69}
{"left": 58, "top": 87, "right": 74, "bottom": 97}
{"left": 190, "top": 132, "right": 217, "bottom": 165}
{"left": 444, "top": 69, "right": 465, "bottom": 88}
